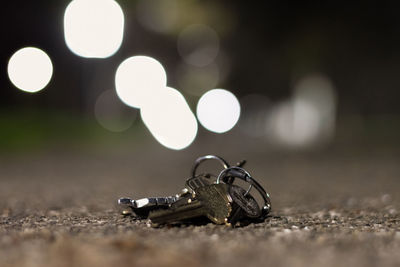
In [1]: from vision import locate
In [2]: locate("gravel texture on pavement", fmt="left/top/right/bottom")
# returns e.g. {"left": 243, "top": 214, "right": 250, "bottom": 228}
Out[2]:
{"left": 1, "top": 146, "right": 399, "bottom": 267}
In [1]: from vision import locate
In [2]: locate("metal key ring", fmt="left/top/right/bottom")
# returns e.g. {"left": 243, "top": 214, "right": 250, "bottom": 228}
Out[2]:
{"left": 216, "top": 166, "right": 272, "bottom": 218}
{"left": 191, "top": 155, "right": 230, "bottom": 178}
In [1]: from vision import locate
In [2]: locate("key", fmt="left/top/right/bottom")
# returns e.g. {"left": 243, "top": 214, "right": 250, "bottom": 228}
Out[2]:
{"left": 186, "top": 173, "right": 262, "bottom": 223}
{"left": 185, "top": 174, "right": 212, "bottom": 193}
{"left": 118, "top": 195, "right": 179, "bottom": 218}
{"left": 227, "top": 184, "right": 262, "bottom": 225}
{"left": 117, "top": 174, "right": 214, "bottom": 218}
{"left": 217, "top": 166, "right": 272, "bottom": 220}
{"left": 149, "top": 183, "right": 262, "bottom": 226}
{"left": 148, "top": 183, "right": 233, "bottom": 225}
{"left": 116, "top": 155, "right": 271, "bottom": 226}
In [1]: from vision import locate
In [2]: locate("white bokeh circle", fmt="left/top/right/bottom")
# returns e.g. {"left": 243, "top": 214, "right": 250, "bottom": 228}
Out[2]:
{"left": 115, "top": 56, "right": 167, "bottom": 109}
{"left": 64, "top": 0, "right": 124, "bottom": 58}
{"left": 197, "top": 89, "right": 240, "bottom": 133}
{"left": 7, "top": 47, "right": 53, "bottom": 93}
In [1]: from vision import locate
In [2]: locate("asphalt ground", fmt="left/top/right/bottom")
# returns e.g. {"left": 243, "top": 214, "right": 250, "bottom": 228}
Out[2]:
{"left": 0, "top": 139, "right": 399, "bottom": 267}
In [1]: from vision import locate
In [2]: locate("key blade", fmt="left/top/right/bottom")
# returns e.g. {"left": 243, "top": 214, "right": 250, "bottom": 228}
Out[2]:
{"left": 118, "top": 198, "right": 133, "bottom": 205}
{"left": 118, "top": 196, "right": 179, "bottom": 219}
{"left": 133, "top": 196, "right": 179, "bottom": 208}
{"left": 149, "top": 184, "right": 233, "bottom": 225}
{"left": 149, "top": 199, "right": 206, "bottom": 224}
{"left": 117, "top": 197, "right": 134, "bottom": 216}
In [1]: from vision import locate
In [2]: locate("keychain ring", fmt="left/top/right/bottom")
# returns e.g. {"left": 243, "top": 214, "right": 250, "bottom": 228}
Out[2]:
{"left": 191, "top": 155, "right": 230, "bottom": 177}
{"left": 216, "top": 166, "right": 271, "bottom": 218}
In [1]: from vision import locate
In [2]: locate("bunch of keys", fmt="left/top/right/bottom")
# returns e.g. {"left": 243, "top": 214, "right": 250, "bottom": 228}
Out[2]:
{"left": 118, "top": 155, "right": 271, "bottom": 226}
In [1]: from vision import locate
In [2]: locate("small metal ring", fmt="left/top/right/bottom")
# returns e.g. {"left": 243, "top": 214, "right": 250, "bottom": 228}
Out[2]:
{"left": 216, "top": 166, "right": 251, "bottom": 184}
{"left": 244, "top": 184, "right": 253, "bottom": 196}
{"left": 216, "top": 166, "right": 272, "bottom": 218}
{"left": 191, "top": 155, "right": 230, "bottom": 178}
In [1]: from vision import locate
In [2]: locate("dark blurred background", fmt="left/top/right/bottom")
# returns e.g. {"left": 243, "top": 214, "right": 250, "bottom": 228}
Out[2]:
{"left": 0, "top": 0, "right": 399, "bottom": 152}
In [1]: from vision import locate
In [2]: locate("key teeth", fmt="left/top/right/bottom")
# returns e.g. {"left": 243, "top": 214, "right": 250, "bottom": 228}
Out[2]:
{"left": 118, "top": 198, "right": 133, "bottom": 205}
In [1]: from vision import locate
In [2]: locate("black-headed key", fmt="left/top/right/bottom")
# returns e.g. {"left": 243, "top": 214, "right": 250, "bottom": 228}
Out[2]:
{"left": 227, "top": 184, "right": 261, "bottom": 225}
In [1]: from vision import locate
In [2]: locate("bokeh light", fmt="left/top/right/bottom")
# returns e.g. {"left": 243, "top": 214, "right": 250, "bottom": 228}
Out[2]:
{"left": 294, "top": 74, "right": 337, "bottom": 135}
{"left": 176, "top": 63, "right": 219, "bottom": 96}
{"left": 141, "top": 87, "right": 198, "bottom": 150}
{"left": 267, "top": 101, "right": 320, "bottom": 147}
{"left": 267, "top": 74, "right": 337, "bottom": 147}
{"left": 94, "top": 89, "right": 138, "bottom": 132}
{"left": 197, "top": 89, "right": 240, "bottom": 133}
{"left": 7, "top": 47, "right": 53, "bottom": 93}
{"left": 115, "top": 56, "right": 167, "bottom": 109}
{"left": 64, "top": 0, "right": 124, "bottom": 58}
{"left": 177, "top": 24, "right": 219, "bottom": 67}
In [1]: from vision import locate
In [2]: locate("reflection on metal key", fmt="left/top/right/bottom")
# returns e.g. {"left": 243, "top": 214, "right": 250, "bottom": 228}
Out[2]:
{"left": 118, "top": 196, "right": 179, "bottom": 218}
{"left": 149, "top": 183, "right": 232, "bottom": 225}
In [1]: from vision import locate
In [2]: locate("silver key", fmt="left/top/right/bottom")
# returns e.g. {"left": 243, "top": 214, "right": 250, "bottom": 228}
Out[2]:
{"left": 149, "top": 183, "right": 233, "bottom": 225}
{"left": 118, "top": 195, "right": 179, "bottom": 218}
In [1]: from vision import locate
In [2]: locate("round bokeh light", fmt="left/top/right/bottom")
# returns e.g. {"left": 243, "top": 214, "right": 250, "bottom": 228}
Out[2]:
{"left": 141, "top": 87, "right": 198, "bottom": 150}
{"left": 7, "top": 47, "right": 53, "bottom": 93}
{"left": 115, "top": 56, "right": 167, "bottom": 109}
{"left": 64, "top": 0, "right": 124, "bottom": 58}
{"left": 196, "top": 89, "right": 241, "bottom": 133}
